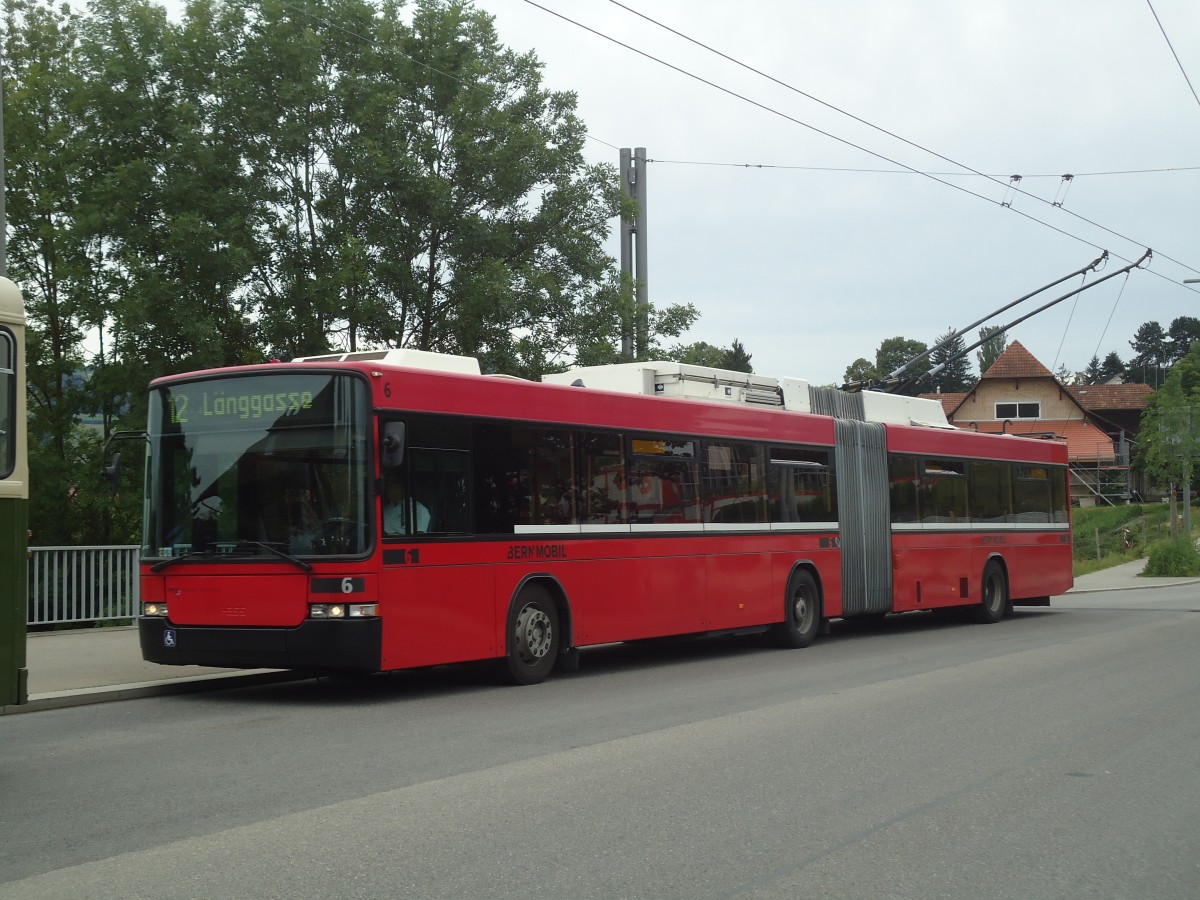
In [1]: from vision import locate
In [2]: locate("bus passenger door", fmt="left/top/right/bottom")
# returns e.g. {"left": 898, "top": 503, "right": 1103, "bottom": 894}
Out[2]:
{"left": 378, "top": 420, "right": 492, "bottom": 668}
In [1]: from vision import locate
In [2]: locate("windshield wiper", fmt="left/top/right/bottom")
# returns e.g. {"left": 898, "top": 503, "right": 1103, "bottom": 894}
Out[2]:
{"left": 150, "top": 548, "right": 216, "bottom": 572}
{"left": 233, "top": 539, "right": 313, "bottom": 572}
{"left": 150, "top": 541, "right": 312, "bottom": 573}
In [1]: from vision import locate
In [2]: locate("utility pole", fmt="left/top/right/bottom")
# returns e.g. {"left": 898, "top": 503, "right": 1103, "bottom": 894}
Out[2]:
{"left": 619, "top": 147, "right": 649, "bottom": 359}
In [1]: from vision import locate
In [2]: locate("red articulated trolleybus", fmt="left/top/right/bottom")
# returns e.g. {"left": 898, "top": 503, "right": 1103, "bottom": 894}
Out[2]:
{"left": 137, "top": 351, "right": 1072, "bottom": 684}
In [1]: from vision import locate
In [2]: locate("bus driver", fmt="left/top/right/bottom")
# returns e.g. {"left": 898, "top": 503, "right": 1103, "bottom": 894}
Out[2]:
{"left": 383, "top": 471, "right": 430, "bottom": 534}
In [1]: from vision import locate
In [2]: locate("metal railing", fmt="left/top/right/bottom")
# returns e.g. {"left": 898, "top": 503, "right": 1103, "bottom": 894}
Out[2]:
{"left": 28, "top": 545, "right": 140, "bottom": 626}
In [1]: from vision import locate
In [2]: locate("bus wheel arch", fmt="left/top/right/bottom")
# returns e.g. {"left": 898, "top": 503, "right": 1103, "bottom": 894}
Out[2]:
{"left": 772, "top": 564, "right": 822, "bottom": 648}
{"left": 502, "top": 576, "right": 570, "bottom": 685}
{"left": 975, "top": 556, "right": 1009, "bottom": 624}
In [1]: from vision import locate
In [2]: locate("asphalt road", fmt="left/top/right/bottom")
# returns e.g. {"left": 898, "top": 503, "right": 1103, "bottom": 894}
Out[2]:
{"left": 2, "top": 586, "right": 1198, "bottom": 899}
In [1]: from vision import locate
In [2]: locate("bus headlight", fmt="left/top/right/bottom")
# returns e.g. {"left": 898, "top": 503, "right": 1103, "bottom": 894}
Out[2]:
{"left": 143, "top": 602, "right": 169, "bottom": 617}
{"left": 309, "top": 603, "right": 377, "bottom": 619}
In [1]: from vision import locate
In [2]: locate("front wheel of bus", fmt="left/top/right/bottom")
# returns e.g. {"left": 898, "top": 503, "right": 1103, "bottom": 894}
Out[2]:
{"left": 504, "top": 585, "right": 561, "bottom": 685}
{"left": 975, "top": 561, "right": 1008, "bottom": 624}
{"left": 773, "top": 569, "right": 821, "bottom": 648}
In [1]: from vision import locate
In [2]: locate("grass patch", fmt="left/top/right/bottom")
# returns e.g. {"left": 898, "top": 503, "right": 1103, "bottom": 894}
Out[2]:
{"left": 1143, "top": 537, "right": 1200, "bottom": 576}
{"left": 1072, "top": 501, "right": 1196, "bottom": 577}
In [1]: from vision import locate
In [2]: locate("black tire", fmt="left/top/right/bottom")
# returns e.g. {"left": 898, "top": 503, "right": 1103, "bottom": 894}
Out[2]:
{"left": 503, "top": 584, "right": 561, "bottom": 685}
{"left": 974, "top": 560, "right": 1008, "bottom": 624}
{"left": 772, "top": 569, "right": 821, "bottom": 648}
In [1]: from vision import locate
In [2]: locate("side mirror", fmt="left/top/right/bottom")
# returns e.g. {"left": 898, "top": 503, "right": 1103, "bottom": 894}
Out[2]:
{"left": 381, "top": 422, "right": 406, "bottom": 468}
{"left": 101, "top": 451, "right": 121, "bottom": 498}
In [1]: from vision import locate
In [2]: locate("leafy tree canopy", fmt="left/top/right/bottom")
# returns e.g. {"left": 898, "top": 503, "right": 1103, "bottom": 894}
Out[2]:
{"left": 676, "top": 341, "right": 727, "bottom": 368}
{"left": 3, "top": 0, "right": 696, "bottom": 542}
{"left": 976, "top": 326, "right": 1007, "bottom": 376}
{"left": 1167, "top": 316, "right": 1200, "bottom": 365}
{"left": 876, "top": 336, "right": 929, "bottom": 396}
{"left": 1138, "top": 341, "right": 1200, "bottom": 496}
{"left": 672, "top": 338, "right": 753, "bottom": 373}
{"left": 840, "top": 337, "right": 929, "bottom": 395}
{"left": 842, "top": 357, "right": 877, "bottom": 386}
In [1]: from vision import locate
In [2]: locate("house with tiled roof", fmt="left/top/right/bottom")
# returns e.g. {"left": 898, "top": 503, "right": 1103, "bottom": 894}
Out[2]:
{"left": 1066, "top": 381, "right": 1153, "bottom": 439}
{"left": 920, "top": 341, "right": 1152, "bottom": 505}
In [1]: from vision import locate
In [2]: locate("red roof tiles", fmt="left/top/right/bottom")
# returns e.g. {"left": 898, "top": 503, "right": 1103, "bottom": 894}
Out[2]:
{"left": 1067, "top": 383, "right": 1153, "bottom": 411}
{"left": 981, "top": 341, "right": 1056, "bottom": 380}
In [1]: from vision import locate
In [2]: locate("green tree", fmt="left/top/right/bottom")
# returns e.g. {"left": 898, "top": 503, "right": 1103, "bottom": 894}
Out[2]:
{"left": 928, "top": 327, "right": 972, "bottom": 392}
{"left": 841, "top": 338, "right": 929, "bottom": 394}
{"left": 2, "top": 0, "right": 115, "bottom": 543}
{"left": 842, "top": 357, "right": 877, "bottom": 387}
{"left": 722, "top": 338, "right": 753, "bottom": 373}
{"left": 1167, "top": 316, "right": 1200, "bottom": 366}
{"left": 1138, "top": 344, "right": 1200, "bottom": 537}
{"left": 877, "top": 336, "right": 929, "bottom": 396}
{"left": 1084, "top": 355, "right": 1104, "bottom": 384}
{"left": 81, "top": 0, "right": 264, "bottom": 393}
{"left": 1099, "top": 351, "right": 1125, "bottom": 382}
{"left": 676, "top": 341, "right": 727, "bottom": 368}
{"left": 673, "top": 338, "right": 753, "bottom": 372}
{"left": 977, "top": 326, "right": 1007, "bottom": 375}
{"left": 1129, "top": 320, "right": 1168, "bottom": 387}
{"left": 4, "top": 0, "right": 700, "bottom": 544}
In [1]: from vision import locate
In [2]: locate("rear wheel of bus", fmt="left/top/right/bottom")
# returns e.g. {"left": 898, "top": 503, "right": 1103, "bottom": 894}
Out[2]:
{"left": 772, "top": 569, "right": 821, "bottom": 648}
{"left": 504, "top": 584, "right": 561, "bottom": 685}
{"left": 975, "top": 560, "right": 1008, "bottom": 624}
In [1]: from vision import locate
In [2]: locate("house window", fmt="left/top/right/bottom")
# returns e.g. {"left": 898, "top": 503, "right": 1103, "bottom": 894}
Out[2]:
{"left": 995, "top": 401, "right": 1040, "bottom": 419}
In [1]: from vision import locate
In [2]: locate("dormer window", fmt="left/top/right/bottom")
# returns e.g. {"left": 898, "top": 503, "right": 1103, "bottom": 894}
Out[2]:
{"left": 996, "top": 401, "right": 1040, "bottom": 419}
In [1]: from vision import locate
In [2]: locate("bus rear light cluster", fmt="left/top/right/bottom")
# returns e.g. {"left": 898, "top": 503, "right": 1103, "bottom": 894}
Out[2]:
{"left": 143, "top": 602, "right": 169, "bottom": 617}
{"left": 309, "top": 603, "right": 378, "bottom": 619}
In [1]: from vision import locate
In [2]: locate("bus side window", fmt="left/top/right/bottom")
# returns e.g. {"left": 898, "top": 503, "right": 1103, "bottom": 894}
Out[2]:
{"left": 770, "top": 446, "right": 834, "bottom": 523}
{"left": 409, "top": 447, "right": 469, "bottom": 533}
{"left": 921, "top": 458, "right": 968, "bottom": 523}
{"left": 528, "top": 429, "right": 575, "bottom": 525}
{"left": 704, "top": 441, "right": 767, "bottom": 524}
{"left": 628, "top": 437, "right": 700, "bottom": 523}
{"left": 387, "top": 418, "right": 471, "bottom": 535}
{"left": 580, "top": 431, "right": 624, "bottom": 524}
{"left": 888, "top": 455, "right": 920, "bottom": 523}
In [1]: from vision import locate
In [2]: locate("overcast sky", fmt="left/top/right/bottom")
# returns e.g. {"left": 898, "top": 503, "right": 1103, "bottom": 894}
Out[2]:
{"left": 476, "top": 0, "right": 1200, "bottom": 386}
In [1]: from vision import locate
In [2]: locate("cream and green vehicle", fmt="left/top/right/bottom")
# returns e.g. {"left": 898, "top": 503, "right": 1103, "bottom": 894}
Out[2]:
{"left": 0, "top": 276, "right": 28, "bottom": 706}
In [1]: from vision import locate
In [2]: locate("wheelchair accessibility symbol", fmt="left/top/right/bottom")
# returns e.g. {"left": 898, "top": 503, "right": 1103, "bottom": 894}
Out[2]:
{"left": 163, "top": 629, "right": 177, "bottom": 649}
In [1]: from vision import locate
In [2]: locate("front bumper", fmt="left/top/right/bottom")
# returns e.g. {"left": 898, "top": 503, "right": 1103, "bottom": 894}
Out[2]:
{"left": 139, "top": 617, "right": 383, "bottom": 672}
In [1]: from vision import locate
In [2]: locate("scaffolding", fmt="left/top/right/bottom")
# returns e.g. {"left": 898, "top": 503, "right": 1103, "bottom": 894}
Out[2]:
{"left": 1070, "top": 433, "right": 1133, "bottom": 506}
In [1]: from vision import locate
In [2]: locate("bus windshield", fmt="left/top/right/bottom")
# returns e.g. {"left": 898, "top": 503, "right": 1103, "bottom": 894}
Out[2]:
{"left": 144, "top": 371, "right": 370, "bottom": 560}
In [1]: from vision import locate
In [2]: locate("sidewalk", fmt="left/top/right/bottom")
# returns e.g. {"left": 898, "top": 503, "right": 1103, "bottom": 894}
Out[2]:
{"left": 4, "top": 560, "right": 1198, "bottom": 715}
{"left": 1066, "top": 557, "right": 1200, "bottom": 593}
{"left": 2, "top": 627, "right": 300, "bottom": 715}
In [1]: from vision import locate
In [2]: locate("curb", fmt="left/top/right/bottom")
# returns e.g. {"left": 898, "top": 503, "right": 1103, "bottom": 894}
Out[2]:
{"left": 0, "top": 669, "right": 309, "bottom": 716}
{"left": 1066, "top": 576, "right": 1200, "bottom": 594}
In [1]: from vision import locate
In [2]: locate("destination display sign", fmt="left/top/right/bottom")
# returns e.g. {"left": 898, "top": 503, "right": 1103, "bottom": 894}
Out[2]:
{"left": 157, "top": 373, "right": 354, "bottom": 430}
{"left": 166, "top": 386, "right": 315, "bottom": 425}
